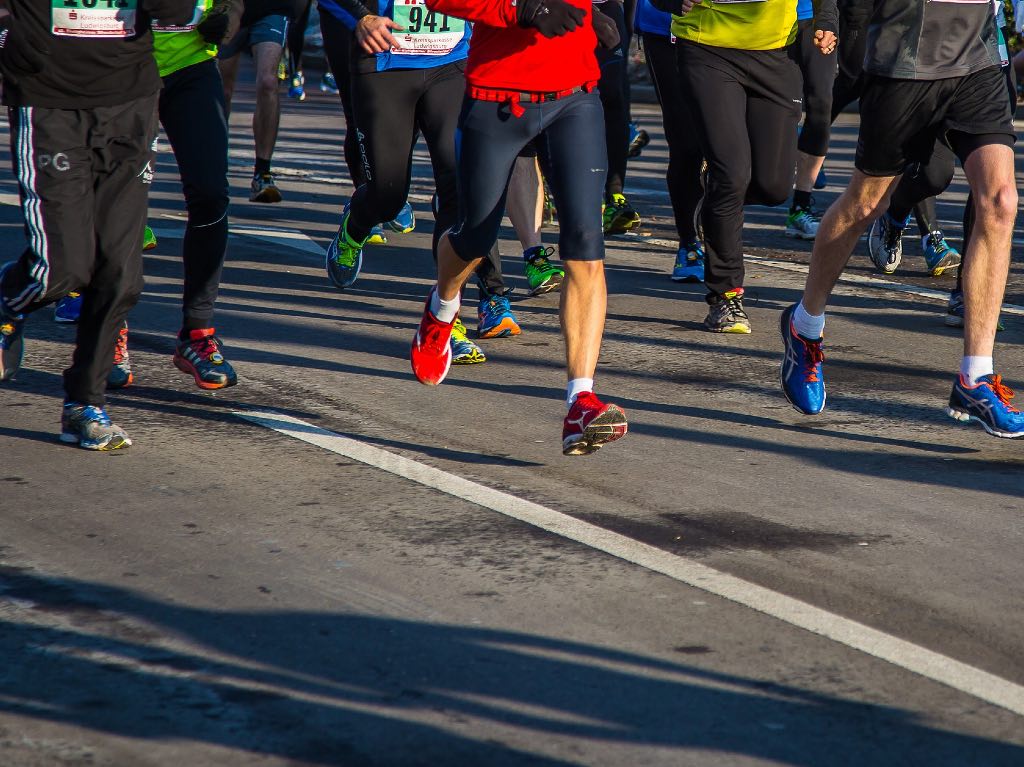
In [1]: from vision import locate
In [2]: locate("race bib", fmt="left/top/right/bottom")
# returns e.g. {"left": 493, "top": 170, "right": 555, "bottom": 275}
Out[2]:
{"left": 390, "top": 0, "right": 465, "bottom": 56}
{"left": 52, "top": 0, "right": 138, "bottom": 38}
{"left": 152, "top": 0, "right": 206, "bottom": 32}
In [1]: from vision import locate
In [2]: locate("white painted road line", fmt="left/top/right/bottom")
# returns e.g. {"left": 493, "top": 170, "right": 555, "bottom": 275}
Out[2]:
{"left": 623, "top": 234, "right": 1024, "bottom": 317}
{"left": 236, "top": 409, "right": 1024, "bottom": 718}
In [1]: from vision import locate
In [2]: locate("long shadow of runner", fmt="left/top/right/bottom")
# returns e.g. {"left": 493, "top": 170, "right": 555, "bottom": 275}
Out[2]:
{"left": 0, "top": 567, "right": 1020, "bottom": 766}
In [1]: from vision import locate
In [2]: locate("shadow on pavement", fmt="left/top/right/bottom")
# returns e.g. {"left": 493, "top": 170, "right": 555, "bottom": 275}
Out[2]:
{"left": 0, "top": 567, "right": 1022, "bottom": 766}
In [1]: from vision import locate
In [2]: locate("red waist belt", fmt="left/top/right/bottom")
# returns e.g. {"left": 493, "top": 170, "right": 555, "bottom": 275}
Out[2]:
{"left": 467, "top": 81, "right": 597, "bottom": 117}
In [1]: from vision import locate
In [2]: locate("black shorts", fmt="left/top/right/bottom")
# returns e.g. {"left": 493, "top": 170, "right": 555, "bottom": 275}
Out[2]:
{"left": 856, "top": 66, "right": 1016, "bottom": 176}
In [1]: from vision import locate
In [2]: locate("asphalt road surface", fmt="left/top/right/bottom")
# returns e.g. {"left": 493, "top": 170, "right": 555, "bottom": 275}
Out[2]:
{"left": 0, "top": 68, "right": 1022, "bottom": 766}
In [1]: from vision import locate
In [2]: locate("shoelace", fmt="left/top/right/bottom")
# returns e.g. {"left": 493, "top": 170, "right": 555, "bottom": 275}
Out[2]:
{"left": 801, "top": 338, "right": 826, "bottom": 383}
{"left": 926, "top": 233, "right": 948, "bottom": 255}
{"left": 723, "top": 298, "right": 748, "bottom": 320}
{"left": 112, "top": 331, "right": 128, "bottom": 365}
{"left": 421, "top": 321, "right": 449, "bottom": 353}
{"left": 986, "top": 375, "right": 1019, "bottom": 412}
{"left": 483, "top": 297, "right": 511, "bottom": 319}
{"left": 884, "top": 218, "right": 903, "bottom": 250}
{"left": 527, "top": 246, "right": 556, "bottom": 266}
{"left": 189, "top": 335, "right": 222, "bottom": 362}
{"left": 68, "top": 404, "right": 112, "bottom": 427}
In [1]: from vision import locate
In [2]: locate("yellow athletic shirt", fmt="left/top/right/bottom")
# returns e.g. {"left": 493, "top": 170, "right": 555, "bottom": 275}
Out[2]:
{"left": 672, "top": 0, "right": 799, "bottom": 51}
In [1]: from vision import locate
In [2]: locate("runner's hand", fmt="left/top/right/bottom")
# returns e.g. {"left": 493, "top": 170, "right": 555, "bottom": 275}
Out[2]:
{"left": 356, "top": 14, "right": 402, "bottom": 54}
{"left": 517, "top": 0, "right": 586, "bottom": 38}
{"left": 197, "top": 0, "right": 243, "bottom": 44}
{"left": 815, "top": 29, "right": 837, "bottom": 55}
{"left": 592, "top": 5, "right": 619, "bottom": 49}
{"left": 0, "top": 15, "right": 48, "bottom": 83}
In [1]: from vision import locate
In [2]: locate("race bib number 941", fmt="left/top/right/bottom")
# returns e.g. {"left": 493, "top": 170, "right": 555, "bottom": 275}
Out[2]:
{"left": 52, "top": 0, "right": 138, "bottom": 38}
{"left": 391, "top": 0, "right": 464, "bottom": 56}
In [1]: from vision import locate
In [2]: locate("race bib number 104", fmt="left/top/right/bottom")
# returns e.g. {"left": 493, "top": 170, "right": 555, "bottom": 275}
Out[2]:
{"left": 52, "top": 0, "right": 138, "bottom": 38}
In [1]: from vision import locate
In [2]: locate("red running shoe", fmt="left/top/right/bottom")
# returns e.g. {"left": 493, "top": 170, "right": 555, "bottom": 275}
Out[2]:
{"left": 411, "top": 289, "right": 455, "bottom": 385}
{"left": 562, "top": 391, "right": 628, "bottom": 456}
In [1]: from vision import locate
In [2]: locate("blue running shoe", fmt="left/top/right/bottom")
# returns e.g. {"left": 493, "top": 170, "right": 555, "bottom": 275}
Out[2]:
{"left": 288, "top": 72, "right": 306, "bottom": 101}
{"left": 60, "top": 402, "right": 132, "bottom": 450}
{"left": 922, "top": 231, "right": 961, "bottom": 276}
{"left": 451, "top": 318, "right": 486, "bottom": 364}
{"left": 672, "top": 242, "right": 705, "bottom": 282}
{"left": 0, "top": 316, "right": 25, "bottom": 382}
{"left": 947, "top": 374, "right": 1024, "bottom": 438}
{"left": 477, "top": 292, "right": 521, "bottom": 339}
{"left": 627, "top": 122, "right": 649, "bottom": 158}
{"left": 326, "top": 206, "right": 366, "bottom": 290}
{"left": 387, "top": 201, "right": 416, "bottom": 234}
{"left": 814, "top": 168, "right": 827, "bottom": 190}
{"left": 779, "top": 304, "right": 826, "bottom": 415}
{"left": 54, "top": 292, "right": 83, "bottom": 323}
{"left": 366, "top": 224, "right": 387, "bottom": 245}
{"left": 945, "top": 290, "right": 1005, "bottom": 331}
{"left": 320, "top": 71, "right": 339, "bottom": 94}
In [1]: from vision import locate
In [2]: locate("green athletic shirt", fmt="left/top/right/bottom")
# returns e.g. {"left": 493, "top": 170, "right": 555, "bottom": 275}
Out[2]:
{"left": 153, "top": 0, "right": 217, "bottom": 78}
{"left": 672, "top": 0, "right": 798, "bottom": 50}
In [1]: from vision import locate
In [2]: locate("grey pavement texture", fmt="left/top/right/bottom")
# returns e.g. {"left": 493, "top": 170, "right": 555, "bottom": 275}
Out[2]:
{"left": 0, "top": 71, "right": 1022, "bottom": 766}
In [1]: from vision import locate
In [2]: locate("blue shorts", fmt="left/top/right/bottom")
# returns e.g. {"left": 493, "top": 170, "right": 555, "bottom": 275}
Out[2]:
{"left": 217, "top": 14, "right": 288, "bottom": 59}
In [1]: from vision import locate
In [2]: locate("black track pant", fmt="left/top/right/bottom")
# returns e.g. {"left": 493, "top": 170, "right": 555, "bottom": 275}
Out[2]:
{"left": 643, "top": 32, "right": 703, "bottom": 245}
{"left": 797, "top": 20, "right": 836, "bottom": 158}
{"left": 677, "top": 40, "right": 801, "bottom": 299}
{"left": 320, "top": 10, "right": 366, "bottom": 188}
{"left": 1, "top": 96, "right": 156, "bottom": 406}
{"left": 596, "top": 0, "right": 629, "bottom": 199}
{"left": 159, "top": 59, "right": 231, "bottom": 331}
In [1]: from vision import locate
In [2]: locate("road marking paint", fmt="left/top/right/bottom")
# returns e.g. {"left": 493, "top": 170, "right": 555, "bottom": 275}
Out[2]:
{"left": 236, "top": 409, "right": 1024, "bottom": 718}
{"left": 148, "top": 225, "right": 328, "bottom": 258}
{"left": 618, "top": 234, "right": 1024, "bottom": 317}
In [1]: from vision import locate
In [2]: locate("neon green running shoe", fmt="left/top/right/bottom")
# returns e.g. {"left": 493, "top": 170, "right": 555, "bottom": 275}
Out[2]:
{"left": 602, "top": 193, "right": 641, "bottom": 235}
{"left": 142, "top": 225, "right": 157, "bottom": 251}
{"left": 451, "top": 318, "right": 486, "bottom": 364}
{"left": 523, "top": 246, "right": 563, "bottom": 295}
{"left": 326, "top": 205, "right": 367, "bottom": 290}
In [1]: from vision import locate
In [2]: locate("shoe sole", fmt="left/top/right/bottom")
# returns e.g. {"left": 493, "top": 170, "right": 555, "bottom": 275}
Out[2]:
{"left": 704, "top": 323, "right": 751, "bottom": 334}
{"left": 671, "top": 275, "right": 703, "bottom": 283}
{"left": 947, "top": 407, "right": 1024, "bottom": 439}
{"left": 477, "top": 319, "right": 521, "bottom": 339}
{"left": 60, "top": 432, "right": 132, "bottom": 450}
{"left": 562, "top": 405, "right": 628, "bottom": 456}
{"left": 366, "top": 233, "right": 388, "bottom": 245}
{"left": 250, "top": 189, "right": 283, "bottom": 204}
{"left": 452, "top": 352, "right": 486, "bottom": 365}
{"left": 54, "top": 316, "right": 78, "bottom": 324}
{"left": 944, "top": 314, "right": 965, "bottom": 328}
{"left": 143, "top": 241, "right": 158, "bottom": 252}
{"left": 106, "top": 373, "right": 133, "bottom": 389}
{"left": 604, "top": 217, "right": 641, "bottom": 237}
{"left": 784, "top": 229, "right": 816, "bottom": 241}
{"left": 173, "top": 355, "right": 237, "bottom": 390}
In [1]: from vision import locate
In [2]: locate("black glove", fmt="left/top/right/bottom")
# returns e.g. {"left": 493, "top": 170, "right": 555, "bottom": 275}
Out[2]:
{"left": 0, "top": 15, "right": 49, "bottom": 83}
{"left": 647, "top": 0, "right": 681, "bottom": 14}
{"left": 517, "top": 0, "right": 585, "bottom": 38}
{"left": 197, "top": 0, "right": 243, "bottom": 45}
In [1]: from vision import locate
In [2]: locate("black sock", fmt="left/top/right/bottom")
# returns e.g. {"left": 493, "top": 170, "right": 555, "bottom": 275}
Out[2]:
{"left": 254, "top": 157, "right": 271, "bottom": 177}
{"left": 792, "top": 190, "right": 812, "bottom": 211}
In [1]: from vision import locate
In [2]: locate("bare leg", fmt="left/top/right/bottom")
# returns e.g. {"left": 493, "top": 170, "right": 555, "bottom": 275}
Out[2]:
{"left": 218, "top": 55, "right": 241, "bottom": 118}
{"left": 802, "top": 170, "right": 900, "bottom": 314}
{"left": 793, "top": 151, "right": 826, "bottom": 194}
{"left": 507, "top": 156, "right": 544, "bottom": 251}
{"left": 436, "top": 233, "right": 484, "bottom": 302}
{"left": 560, "top": 260, "right": 606, "bottom": 381}
{"left": 960, "top": 143, "right": 1016, "bottom": 358}
{"left": 251, "top": 42, "right": 283, "bottom": 163}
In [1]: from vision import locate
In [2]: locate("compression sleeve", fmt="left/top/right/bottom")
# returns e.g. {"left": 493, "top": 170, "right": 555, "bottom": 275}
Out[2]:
{"left": 425, "top": 0, "right": 517, "bottom": 27}
{"left": 812, "top": 0, "right": 838, "bottom": 34}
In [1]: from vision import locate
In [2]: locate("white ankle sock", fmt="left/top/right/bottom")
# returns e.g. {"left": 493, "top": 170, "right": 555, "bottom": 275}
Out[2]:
{"left": 792, "top": 301, "right": 825, "bottom": 340}
{"left": 960, "top": 356, "right": 993, "bottom": 386}
{"left": 566, "top": 378, "right": 594, "bottom": 408}
{"left": 429, "top": 289, "right": 460, "bottom": 324}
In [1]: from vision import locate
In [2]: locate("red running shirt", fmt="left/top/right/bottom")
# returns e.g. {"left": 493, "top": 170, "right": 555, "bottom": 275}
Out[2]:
{"left": 425, "top": 0, "right": 600, "bottom": 92}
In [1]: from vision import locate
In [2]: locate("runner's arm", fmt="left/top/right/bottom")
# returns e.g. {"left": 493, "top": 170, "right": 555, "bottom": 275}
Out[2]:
{"left": 812, "top": 0, "right": 838, "bottom": 54}
{"left": 425, "top": 0, "right": 518, "bottom": 27}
